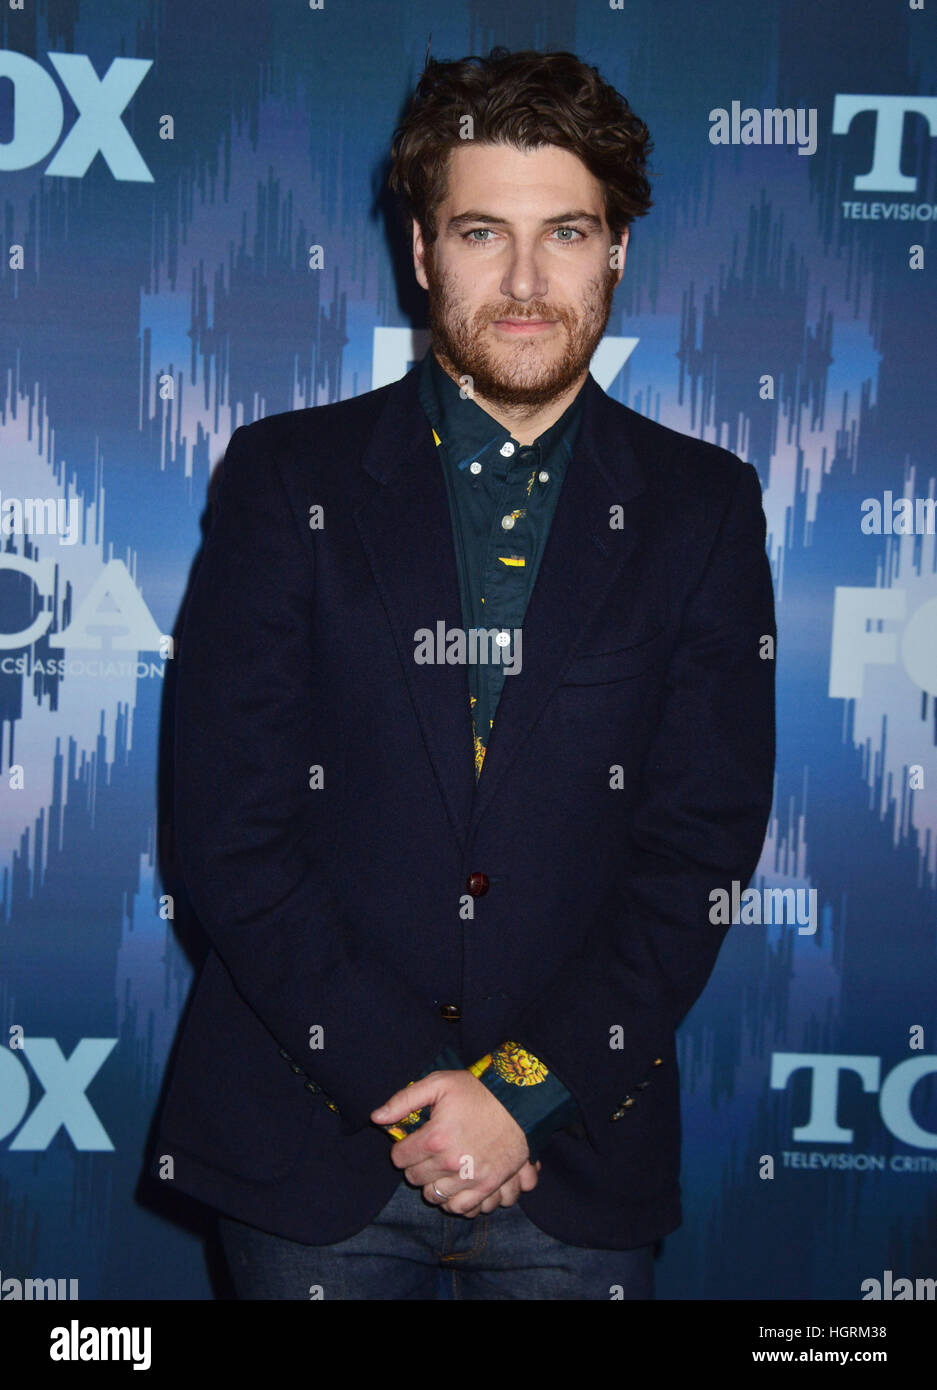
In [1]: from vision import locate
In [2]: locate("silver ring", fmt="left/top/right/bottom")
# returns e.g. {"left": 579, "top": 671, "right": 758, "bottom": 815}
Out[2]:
{"left": 431, "top": 1181, "right": 447, "bottom": 1202}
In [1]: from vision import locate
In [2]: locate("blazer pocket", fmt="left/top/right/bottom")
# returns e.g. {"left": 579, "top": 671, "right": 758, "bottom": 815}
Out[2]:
{"left": 559, "top": 627, "right": 670, "bottom": 686}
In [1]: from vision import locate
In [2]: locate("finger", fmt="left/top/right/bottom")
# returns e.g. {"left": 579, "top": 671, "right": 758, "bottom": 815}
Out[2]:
{"left": 424, "top": 1178, "right": 481, "bottom": 1212}
{"left": 498, "top": 1176, "right": 522, "bottom": 1207}
{"left": 518, "top": 1162, "right": 539, "bottom": 1192}
{"left": 447, "top": 1187, "right": 501, "bottom": 1218}
{"left": 423, "top": 1180, "right": 459, "bottom": 1206}
{"left": 403, "top": 1156, "right": 459, "bottom": 1186}
{"left": 392, "top": 1126, "right": 449, "bottom": 1177}
{"left": 388, "top": 1132, "right": 438, "bottom": 1171}
{"left": 371, "top": 1077, "right": 435, "bottom": 1126}
{"left": 444, "top": 1186, "right": 495, "bottom": 1217}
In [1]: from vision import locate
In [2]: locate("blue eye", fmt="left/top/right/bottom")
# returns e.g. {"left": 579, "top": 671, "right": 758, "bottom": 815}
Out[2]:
{"left": 462, "top": 226, "right": 585, "bottom": 244}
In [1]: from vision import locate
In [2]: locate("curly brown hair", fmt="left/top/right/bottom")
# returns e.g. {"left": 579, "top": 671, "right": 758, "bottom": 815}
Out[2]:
{"left": 388, "top": 46, "right": 654, "bottom": 248}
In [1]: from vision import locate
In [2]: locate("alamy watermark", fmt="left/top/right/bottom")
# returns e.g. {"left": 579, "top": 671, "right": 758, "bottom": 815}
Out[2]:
{"left": 709, "top": 882, "right": 818, "bottom": 935}
{"left": 0, "top": 1271, "right": 78, "bottom": 1298}
{"left": 414, "top": 623, "right": 522, "bottom": 675}
{"left": 860, "top": 491, "right": 936, "bottom": 534}
{"left": 709, "top": 101, "right": 817, "bottom": 155}
{"left": 0, "top": 492, "right": 82, "bottom": 545}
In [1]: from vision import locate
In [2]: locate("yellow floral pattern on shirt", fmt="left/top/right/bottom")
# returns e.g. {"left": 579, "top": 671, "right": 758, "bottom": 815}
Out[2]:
{"left": 469, "top": 1041, "right": 550, "bottom": 1085}
{"left": 491, "top": 1041, "right": 550, "bottom": 1085}
{"left": 469, "top": 693, "right": 492, "bottom": 777}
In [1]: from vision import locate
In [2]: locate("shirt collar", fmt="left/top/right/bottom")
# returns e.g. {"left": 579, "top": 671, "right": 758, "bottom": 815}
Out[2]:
{"left": 417, "top": 346, "right": 586, "bottom": 472}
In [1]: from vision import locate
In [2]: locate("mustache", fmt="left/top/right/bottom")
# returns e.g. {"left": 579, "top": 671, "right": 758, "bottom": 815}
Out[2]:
{"left": 485, "top": 307, "right": 561, "bottom": 321}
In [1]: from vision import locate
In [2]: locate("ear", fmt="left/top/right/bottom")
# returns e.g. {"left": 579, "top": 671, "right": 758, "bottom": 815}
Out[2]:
{"left": 413, "top": 220, "right": 429, "bottom": 291}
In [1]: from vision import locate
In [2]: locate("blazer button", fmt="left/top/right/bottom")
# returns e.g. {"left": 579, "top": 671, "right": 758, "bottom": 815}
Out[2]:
{"left": 652, "top": 1058, "right": 663, "bottom": 1067}
{"left": 465, "top": 872, "right": 489, "bottom": 896}
{"left": 439, "top": 1004, "right": 461, "bottom": 1021}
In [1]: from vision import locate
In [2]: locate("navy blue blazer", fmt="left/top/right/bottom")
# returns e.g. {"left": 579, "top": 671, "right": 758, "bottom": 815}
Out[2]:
{"left": 149, "top": 360, "right": 776, "bottom": 1250}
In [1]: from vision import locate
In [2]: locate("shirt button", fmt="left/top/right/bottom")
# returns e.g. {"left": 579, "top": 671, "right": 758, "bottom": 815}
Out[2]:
{"left": 469, "top": 461, "right": 482, "bottom": 474}
{"left": 466, "top": 872, "right": 490, "bottom": 896}
{"left": 439, "top": 1004, "right": 461, "bottom": 1021}
{"left": 538, "top": 470, "right": 550, "bottom": 483}
{"left": 500, "top": 441, "right": 515, "bottom": 457}
{"left": 501, "top": 514, "right": 515, "bottom": 530}
{"left": 495, "top": 632, "right": 510, "bottom": 648}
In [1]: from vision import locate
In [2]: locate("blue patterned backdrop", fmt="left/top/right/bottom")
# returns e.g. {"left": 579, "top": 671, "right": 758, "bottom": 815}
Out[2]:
{"left": 1, "top": 0, "right": 935, "bottom": 1300}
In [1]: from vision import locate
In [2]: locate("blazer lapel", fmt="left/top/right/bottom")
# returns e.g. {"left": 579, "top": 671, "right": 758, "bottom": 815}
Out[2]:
{"left": 354, "top": 364, "right": 478, "bottom": 852}
{"left": 354, "top": 362, "right": 651, "bottom": 850}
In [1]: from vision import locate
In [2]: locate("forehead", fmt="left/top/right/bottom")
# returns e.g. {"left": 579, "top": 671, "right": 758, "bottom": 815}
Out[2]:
{"left": 441, "top": 142, "right": 605, "bottom": 215}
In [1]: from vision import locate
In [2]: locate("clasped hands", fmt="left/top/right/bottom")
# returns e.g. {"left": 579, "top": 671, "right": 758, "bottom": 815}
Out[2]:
{"left": 371, "top": 1068, "right": 540, "bottom": 1218}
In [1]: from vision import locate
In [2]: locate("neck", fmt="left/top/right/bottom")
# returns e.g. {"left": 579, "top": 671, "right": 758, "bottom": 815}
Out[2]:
{"left": 434, "top": 354, "right": 586, "bottom": 446}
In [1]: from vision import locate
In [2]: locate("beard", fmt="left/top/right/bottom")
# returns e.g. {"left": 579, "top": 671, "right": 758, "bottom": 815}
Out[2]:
{"left": 423, "top": 243, "right": 617, "bottom": 411}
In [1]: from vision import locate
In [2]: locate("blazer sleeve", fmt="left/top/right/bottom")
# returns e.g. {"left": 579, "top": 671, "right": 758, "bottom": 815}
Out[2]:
{"left": 496, "top": 457, "right": 776, "bottom": 1153}
{"left": 173, "top": 423, "right": 456, "bottom": 1134}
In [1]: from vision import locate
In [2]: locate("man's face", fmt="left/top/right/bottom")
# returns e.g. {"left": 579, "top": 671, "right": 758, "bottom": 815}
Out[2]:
{"left": 413, "top": 142, "right": 628, "bottom": 410}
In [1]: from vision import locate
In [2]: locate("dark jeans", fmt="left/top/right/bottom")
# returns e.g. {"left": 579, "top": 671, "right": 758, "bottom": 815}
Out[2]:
{"left": 218, "top": 1176, "right": 655, "bottom": 1300}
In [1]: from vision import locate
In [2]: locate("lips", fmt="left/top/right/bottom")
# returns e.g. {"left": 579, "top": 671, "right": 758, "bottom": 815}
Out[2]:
{"left": 491, "top": 318, "right": 557, "bottom": 333}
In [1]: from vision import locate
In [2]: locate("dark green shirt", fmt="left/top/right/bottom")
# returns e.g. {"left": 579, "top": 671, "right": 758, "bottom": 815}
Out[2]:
{"left": 417, "top": 347, "right": 585, "bottom": 776}
{"left": 395, "top": 348, "right": 587, "bottom": 1160}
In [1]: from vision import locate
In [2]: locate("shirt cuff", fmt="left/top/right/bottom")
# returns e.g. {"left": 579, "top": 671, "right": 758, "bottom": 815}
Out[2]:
{"left": 469, "top": 1041, "right": 580, "bottom": 1161}
{"left": 383, "top": 1044, "right": 464, "bottom": 1141}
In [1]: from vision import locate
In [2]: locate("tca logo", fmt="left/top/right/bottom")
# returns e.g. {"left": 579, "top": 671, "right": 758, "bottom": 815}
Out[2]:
{"left": 771, "top": 1053, "right": 937, "bottom": 1147}
{"left": 0, "top": 557, "right": 164, "bottom": 652}
{"left": 0, "top": 50, "right": 152, "bottom": 181}
{"left": 833, "top": 95, "right": 937, "bottom": 195}
{"left": 0, "top": 1036, "right": 116, "bottom": 1151}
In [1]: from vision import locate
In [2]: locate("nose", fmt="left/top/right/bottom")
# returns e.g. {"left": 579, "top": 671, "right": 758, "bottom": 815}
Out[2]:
{"left": 499, "top": 240, "right": 549, "bottom": 306}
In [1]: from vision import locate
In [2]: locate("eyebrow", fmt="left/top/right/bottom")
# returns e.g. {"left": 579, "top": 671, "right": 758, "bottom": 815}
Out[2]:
{"left": 446, "top": 210, "right": 604, "bottom": 233}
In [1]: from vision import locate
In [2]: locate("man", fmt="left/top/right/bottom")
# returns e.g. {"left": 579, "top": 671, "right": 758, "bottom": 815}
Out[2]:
{"left": 150, "top": 47, "right": 776, "bottom": 1300}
